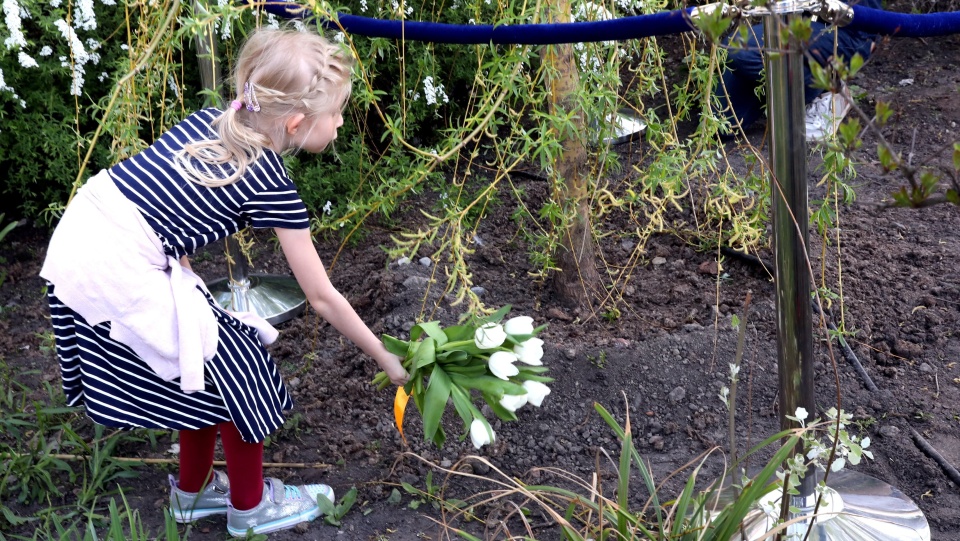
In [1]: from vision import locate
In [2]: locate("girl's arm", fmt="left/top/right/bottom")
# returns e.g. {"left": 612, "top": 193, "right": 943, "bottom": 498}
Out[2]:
{"left": 275, "top": 227, "right": 408, "bottom": 386}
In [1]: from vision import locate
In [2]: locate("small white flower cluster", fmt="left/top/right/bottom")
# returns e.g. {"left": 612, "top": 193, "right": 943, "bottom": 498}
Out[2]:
{"left": 780, "top": 407, "right": 873, "bottom": 491}
{"left": 167, "top": 74, "right": 180, "bottom": 98}
{"left": 1, "top": 0, "right": 112, "bottom": 103}
{"left": 2, "top": 0, "right": 29, "bottom": 105}
{"left": 390, "top": 0, "right": 413, "bottom": 17}
{"left": 423, "top": 75, "right": 448, "bottom": 106}
{"left": 322, "top": 200, "right": 333, "bottom": 215}
{"left": 3, "top": 0, "right": 26, "bottom": 49}
{"left": 0, "top": 68, "right": 21, "bottom": 105}
{"left": 54, "top": 18, "right": 101, "bottom": 96}
{"left": 75, "top": 0, "right": 97, "bottom": 31}
{"left": 264, "top": 12, "right": 281, "bottom": 29}
{"left": 216, "top": 0, "right": 232, "bottom": 40}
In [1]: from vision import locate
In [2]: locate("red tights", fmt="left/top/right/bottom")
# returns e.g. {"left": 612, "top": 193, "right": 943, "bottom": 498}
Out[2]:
{"left": 178, "top": 422, "right": 264, "bottom": 510}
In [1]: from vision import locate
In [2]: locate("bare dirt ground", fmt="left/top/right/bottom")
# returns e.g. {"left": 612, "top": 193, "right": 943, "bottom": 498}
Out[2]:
{"left": 2, "top": 8, "right": 960, "bottom": 541}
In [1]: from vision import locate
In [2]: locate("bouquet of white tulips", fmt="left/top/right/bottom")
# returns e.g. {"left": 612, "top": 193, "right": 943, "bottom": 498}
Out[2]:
{"left": 373, "top": 306, "right": 552, "bottom": 449}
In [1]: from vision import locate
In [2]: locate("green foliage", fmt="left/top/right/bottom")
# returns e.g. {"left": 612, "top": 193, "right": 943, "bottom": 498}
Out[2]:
{"left": 401, "top": 469, "right": 442, "bottom": 510}
{"left": 2, "top": 0, "right": 789, "bottom": 315}
{"left": 0, "top": 359, "right": 161, "bottom": 538}
{"left": 418, "top": 401, "right": 803, "bottom": 540}
{"left": 0, "top": 0, "right": 203, "bottom": 219}
{"left": 317, "top": 486, "right": 358, "bottom": 526}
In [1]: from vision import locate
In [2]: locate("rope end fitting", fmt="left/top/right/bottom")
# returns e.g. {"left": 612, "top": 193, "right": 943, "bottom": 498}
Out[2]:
{"left": 815, "top": 0, "right": 854, "bottom": 26}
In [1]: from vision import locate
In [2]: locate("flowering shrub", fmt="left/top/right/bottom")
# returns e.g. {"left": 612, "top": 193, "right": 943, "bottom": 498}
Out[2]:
{"left": 373, "top": 306, "right": 552, "bottom": 449}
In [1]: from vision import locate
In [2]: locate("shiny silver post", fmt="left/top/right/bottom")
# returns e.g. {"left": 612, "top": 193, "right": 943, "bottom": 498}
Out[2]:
{"left": 193, "top": 1, "right": 305, "bottom": 324}
{"left": 764, "top": 10, "right": 817, "bottom": 501}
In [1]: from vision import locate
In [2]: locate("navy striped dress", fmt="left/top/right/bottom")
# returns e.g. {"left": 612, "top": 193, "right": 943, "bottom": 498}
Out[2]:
{"left": 48, "top": 108, "right": 309, "bottom": 443}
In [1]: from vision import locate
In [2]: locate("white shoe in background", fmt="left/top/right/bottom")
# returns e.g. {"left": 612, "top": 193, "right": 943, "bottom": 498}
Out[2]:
{"left": 805, "top": 85, "right": 853, "bottom": 142}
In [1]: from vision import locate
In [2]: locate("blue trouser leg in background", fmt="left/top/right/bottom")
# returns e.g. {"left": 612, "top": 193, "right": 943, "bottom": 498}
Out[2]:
{"left": 716, "top": 21, "right": 875, "bottom": 130}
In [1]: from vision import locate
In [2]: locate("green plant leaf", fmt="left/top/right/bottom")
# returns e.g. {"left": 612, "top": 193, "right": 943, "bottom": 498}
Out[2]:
{"left": 877, "top": 143, "right": 898, "bottom": 172}
{"left": 422, "top": 366, "right": 453, "bottom": 444}
{"left": 481, "top": 391, "right": 518, "bottom": 422}
{"left": 382, "top": 335, "right": 409, "bottom": 357}
{"left": 442, "top": 324, "right": 474, "bottom": 343}
{"left": 484, "top": 305, "right": 513, "bottom": 324}
{"left": 449, "top": 385, "right": 476, "bottom": 433}
{"left": 849, "top": 53, "right": 865, "bottom": 77}
{"left": 413, "top": 321, "right": 449, "bottom": 346}
{"left": 447, "top": 373, "right": 525, "bottom": 398}
{"left": 414, "top": 337, "right": 438, "bottom": 369}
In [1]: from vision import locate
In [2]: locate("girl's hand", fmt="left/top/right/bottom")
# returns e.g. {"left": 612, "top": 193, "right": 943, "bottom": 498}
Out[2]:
{"left": 382, "top": 355, "right": 410, "bottom": 386}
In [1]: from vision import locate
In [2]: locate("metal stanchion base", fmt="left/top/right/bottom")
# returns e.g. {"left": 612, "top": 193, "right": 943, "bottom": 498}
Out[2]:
{"left": 708, "top": 470, "right": 929, "bottom": 540}
{"left": 207, "top": 274, "right": 306, "bottom": 325}
{"left": 602, "top": 109, "right": 646, "bottom": 145}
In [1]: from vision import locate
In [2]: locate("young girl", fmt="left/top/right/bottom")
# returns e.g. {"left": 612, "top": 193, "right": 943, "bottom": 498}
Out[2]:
{"left": 40, "top": 27, "right": 408, "bottom": 537}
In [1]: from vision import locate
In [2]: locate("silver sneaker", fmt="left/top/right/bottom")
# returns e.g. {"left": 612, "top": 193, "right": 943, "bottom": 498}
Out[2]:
{"left": 169, "top": 470, "right": 230, "bottom": 523}
{"left": 226, "top": 478, "right": 334, "bottom": 537}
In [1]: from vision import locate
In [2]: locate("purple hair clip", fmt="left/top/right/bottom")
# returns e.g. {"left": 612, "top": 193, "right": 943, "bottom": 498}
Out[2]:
{"left": 243, "top": 82, "right": 261, "bottom": 112}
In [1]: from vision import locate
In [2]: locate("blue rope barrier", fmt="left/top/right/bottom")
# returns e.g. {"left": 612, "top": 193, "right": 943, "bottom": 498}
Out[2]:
{"left": 334, "top": 11, "right": 696, "bottom": 44}
{"left": 258, "top": 2, "right": 697, "bottom": 43}
{"left": 257, "top": 1, "right": 960, "bottom": 43}
{"left": 847, "top": 4, "right": 960, "bottom": 37}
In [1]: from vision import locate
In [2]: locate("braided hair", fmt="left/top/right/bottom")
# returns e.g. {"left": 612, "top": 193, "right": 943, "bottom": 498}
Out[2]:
{"left": 178, "top": 27, "right": 354, "bottom": 188}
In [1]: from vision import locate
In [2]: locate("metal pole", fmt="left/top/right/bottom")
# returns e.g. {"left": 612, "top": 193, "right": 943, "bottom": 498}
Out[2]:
{"left": 763, "top": 12, "right": 818, "bottom": 502}
{"left": 224, "top": 235, "right": 251, "bottom": 313}
{"left": 194, "top": 3, "right": 249, "bottom": 314}
{"left": 193, "top": 1, "right": 305, "bottom": 323}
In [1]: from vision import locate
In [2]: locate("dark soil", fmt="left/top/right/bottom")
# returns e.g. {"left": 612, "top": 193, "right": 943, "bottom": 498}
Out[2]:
{"left": 2, "top": 8, "right": 960, "bottom": 540}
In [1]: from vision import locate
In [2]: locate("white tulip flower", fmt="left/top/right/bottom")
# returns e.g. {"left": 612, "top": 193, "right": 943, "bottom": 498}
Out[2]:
{"left": 499, "top": 392, "right": 528, "bottom": 412}
{"left": 503, "top": 316, "right": 535, "bottom": 336}
{"left": 474, "top": 323, "right": 507, "bottom": 349}
{"left": 488, "top": 351, "right": 520, "bottom": 380}
{"left": 470, "top": 418, "right": 495, "bottom": 449}
{"left": 522, "top": 380, "right": 551, "bottom": 407}
{"left": 513, "top": 337, "right": 544, "bottom": 365}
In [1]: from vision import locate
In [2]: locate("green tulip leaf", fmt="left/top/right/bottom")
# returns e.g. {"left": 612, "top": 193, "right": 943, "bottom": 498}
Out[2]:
{"left": 437, "top": 350, "right": 470, "bottom": 364}
{"left": 448, "top": 373, "right": 525, "bottom": 399}
{"left": 442, "top": 361, "right": 487, "bottom": 378}
{"left": 482, "top": 392, "right": 518, "bottom": 422}
{"left": 516, "top": 365, "right": 550, "bottom": 375}
{"left": 413, "top": 372, "right": 425, "bottom": 398}
{"left": 485, "top": 304, "right": 513, "bottom": 324}
{"left": 504, "top": 324, "right": 547, "bottom": 344}
{"left": 422, "top": 367, "right": 453, "bottom": 445}
{"left": 449, "top": 385, "right": 475, "bottom": 433}
{"left": 446, "top": 342, "right": 492, "bottom": 356}
{"left": 413, "top": 337, "right": 438, "bottom": 369}
{"left": 381, "top": 335, "right": 410, "bottom": 357}
{"left": 442, "top": 324, "right": 474, "bottom": 342}
{"left": 413, "top": 321, "right": 448, "bottom": 346}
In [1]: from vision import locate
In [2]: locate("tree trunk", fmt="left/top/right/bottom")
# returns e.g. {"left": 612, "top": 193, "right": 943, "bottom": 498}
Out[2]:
{"left": 545, "top": 1, "right": 602, "bottom": 309}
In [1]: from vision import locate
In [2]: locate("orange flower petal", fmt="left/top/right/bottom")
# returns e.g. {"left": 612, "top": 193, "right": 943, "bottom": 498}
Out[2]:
{"left": 394, "top": 386, "right": 411, "bottom": 445}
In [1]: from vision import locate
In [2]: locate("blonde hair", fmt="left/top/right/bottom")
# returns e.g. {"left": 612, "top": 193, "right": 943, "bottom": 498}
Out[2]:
{"left": 178, "top": 27, "right": 354, "bottom": 188}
